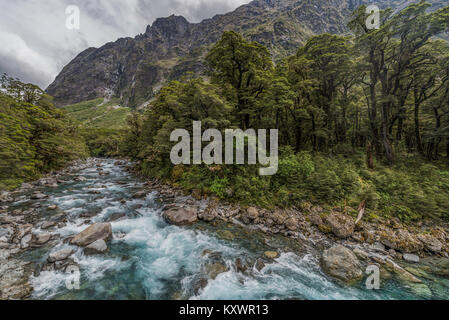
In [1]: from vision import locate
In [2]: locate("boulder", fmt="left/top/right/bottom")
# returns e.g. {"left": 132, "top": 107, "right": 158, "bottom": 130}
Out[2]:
{"left": 235, "top": 258, "right": 248, "bottom": 273}
{"left": 371, "top": 242, "right": 387, "bottom": 253}
{"left": 417, "top": 234, "right": 443, "bottom": 253}
{"left": 107, "top": 212, "right": 126, "bottom": 222}
{"left": 16, "top": 224, "right": 32, "bottom": 240}
{"left": 48, "top": 205, "right": 58, "bottom": 210}
{"left": 379, "top": 229, "right": 424, "bottom": 253}
{"left": 41, "top": 221, "right": 57, "bottom": 229}
{"left": 70, "top": 223, "right": 112, "bottom": 247}
{"left": 84, "top": 239, "right": 108, "bottom": 255}
{"left": 382, "top": 258, "right": 422, "bottom": 283}
{"left": 198, "top": 208, "right": 217, "bottom": 222}
{"left": 309, "top": 213, "right": 323, "bottom": 226}
{"left": 0, "top": 227, "right": 9, "bottom": 238}
{"left": 353, "top": 248, "right": 369, "bottom": 261}
{"left": 162, "top": 207, "right": 198, "bottom": 226}
{"left": 271, "top": 210, "right": 288, "bottom": 225}
{"left": 132, "top": 190, "right": 147, "bottom": 199}
{"left": 285, "top": 217, "right": 299, "bottom": 231}
{"left": 255, "top": 259, "right": 266, "bottom": 271}
{"left": 48, "top": 248, "right": 74, "bottom": 262}
{"left": 403, "top": 253, "right": 420, "bottom": 263}
{"left": 34, "top": 233, "right": 52, "bottom": 245}
{"left": 264, "top": 251, "right": 279, "bottom": 260}
{"left": 324, "top": 213, "right": 355, "bottom": 239}
{"left": 31, "top": 192, "right": 47, "bottom": 200}
{"left": 321, "top": 245, "right": 363, "bottom": 283}
{"left": 246, "top": 207, "right": 259, "bottom": 220}
{"left": 205, "top": 263, "right": 229, "bottom": 280}
{"left": 218, "top": 230, "right": 235, "bottom": 241}
{"left": 20, "top": 234, "right": 32, "bottom": 249}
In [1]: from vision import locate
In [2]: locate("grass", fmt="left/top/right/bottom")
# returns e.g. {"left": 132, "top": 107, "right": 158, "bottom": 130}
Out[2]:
{"left": 63, "top": 98, "right": 131, "bottom": 130}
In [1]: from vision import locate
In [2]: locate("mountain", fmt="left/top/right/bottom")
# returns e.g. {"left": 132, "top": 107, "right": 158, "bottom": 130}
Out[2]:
{"left": 46, "top": 0, "right": 445, "bottom": 108}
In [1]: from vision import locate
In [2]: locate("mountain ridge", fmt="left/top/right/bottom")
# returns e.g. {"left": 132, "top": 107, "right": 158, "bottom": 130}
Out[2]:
{"left": 46, "top": 0, "right": 444, "bottom": 107}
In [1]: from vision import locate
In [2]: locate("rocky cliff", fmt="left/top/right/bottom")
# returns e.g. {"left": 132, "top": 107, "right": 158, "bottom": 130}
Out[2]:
{"left": 46, "top": 0, "right": 445, "bottom": 107}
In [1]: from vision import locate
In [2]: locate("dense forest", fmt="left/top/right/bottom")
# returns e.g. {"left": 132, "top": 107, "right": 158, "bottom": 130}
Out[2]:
{"left": 0, "top": 75, "right": 88, "bottom": 190}
{"left": 2, "top": 2, "right": 449, "bottom": 223}
{"left": 122, "top": 3, "right": 449, "bottom": 222}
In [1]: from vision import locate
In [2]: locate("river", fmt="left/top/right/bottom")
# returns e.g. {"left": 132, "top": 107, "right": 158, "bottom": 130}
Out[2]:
{"left": 7, "top": 159, "right": 448, "bottom": 300}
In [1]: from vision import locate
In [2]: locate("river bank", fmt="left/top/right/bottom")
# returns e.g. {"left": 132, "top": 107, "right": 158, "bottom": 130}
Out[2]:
{"left": 1, "top": 159, "right": 448, "bottom": 300}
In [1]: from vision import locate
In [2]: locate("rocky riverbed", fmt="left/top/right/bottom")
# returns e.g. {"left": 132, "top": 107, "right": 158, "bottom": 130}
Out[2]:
{"left": 0, "top": 159, "right": 448, "bottom": 300}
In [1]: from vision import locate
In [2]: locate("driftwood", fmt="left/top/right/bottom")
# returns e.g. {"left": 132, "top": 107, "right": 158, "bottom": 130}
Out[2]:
{"left": 355, "top": 200, "right": 366, "bottom": 225}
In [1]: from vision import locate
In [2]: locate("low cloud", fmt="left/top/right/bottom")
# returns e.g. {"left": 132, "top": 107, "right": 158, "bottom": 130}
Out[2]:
{"left": 0, "top": 0, "right": 250, "bottom": 89}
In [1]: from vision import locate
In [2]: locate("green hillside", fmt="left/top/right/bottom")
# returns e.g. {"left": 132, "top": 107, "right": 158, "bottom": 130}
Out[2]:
{"left": 63, "top": 98, "right": 131, "bottom": 130}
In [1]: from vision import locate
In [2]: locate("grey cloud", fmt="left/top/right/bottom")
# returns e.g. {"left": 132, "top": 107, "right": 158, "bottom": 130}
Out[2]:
{"left": 0, "top": 0, "right": 250, "bottom": 89}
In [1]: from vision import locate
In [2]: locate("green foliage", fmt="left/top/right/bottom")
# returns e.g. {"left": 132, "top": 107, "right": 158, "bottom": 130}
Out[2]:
{"left": 64, "top": 98, "right": 131, "bottom": 130}
{"left": 210, "top": 177, "right": 230, "bottom": 199}
{"left": 0, "top": 83, "right": 88, "bottom": 190}
{"left": 122, "top": 5, "right": 449, "bottom": 223}
{"left": 277, "top": 150, "right": 315, "bottom": 186}
{"left": 81, "top": 129, "right": 124, "bottom": 157}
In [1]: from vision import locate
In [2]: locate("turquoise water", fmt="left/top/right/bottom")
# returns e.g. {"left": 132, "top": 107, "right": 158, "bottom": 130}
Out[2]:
{"left": 12, "top": 159, "right": 448, "bottom": 300}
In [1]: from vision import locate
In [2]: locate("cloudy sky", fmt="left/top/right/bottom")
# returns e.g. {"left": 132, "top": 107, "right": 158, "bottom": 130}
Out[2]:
{"left": 0, "top": 0, "right": 250, "bottom": 89}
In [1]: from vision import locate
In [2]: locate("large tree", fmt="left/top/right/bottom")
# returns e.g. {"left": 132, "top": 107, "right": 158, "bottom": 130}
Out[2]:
{"left": 206, "top": 31, "right": 274, "bottom": 129}
{"left": 349, "top": 2, "right": 449, "bottom": 164}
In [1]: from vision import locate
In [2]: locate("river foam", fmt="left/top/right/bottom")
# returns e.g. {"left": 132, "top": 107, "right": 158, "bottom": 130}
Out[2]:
{"left": 22, "top": 159, "right": 442, "bottom": 300}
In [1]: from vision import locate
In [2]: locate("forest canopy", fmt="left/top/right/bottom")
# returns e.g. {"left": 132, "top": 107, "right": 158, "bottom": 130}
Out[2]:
{"left": 122, "top": 2, "right": 449, "bottom": 222}
{"left": 0, "top": 74, "right": 88, "bottom": 190}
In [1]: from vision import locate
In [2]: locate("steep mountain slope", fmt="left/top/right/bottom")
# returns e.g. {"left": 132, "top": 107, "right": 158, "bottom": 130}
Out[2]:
{"left": 46, "top": 0, "right": 445, "bottom": 107}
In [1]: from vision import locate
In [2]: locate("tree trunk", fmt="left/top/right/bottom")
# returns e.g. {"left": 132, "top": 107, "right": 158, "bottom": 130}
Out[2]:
{"left": 295, "top": 121, "right": 302, "bottom": 153}
{"left": 446, "top": 138, "right": 449, "bottom": 166}
{"left": 366, "top": 142, "right": 374, "bottom": 169}
{"left": 381, "top": 102, "right": 395, "bottom": 165}
{"left": 414, "top": 96, "right": 424, "bottom": 155}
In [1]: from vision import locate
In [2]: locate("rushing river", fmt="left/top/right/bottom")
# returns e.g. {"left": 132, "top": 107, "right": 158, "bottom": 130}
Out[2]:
{"left": 9, "top": 159, "right": 448, "bottom": 300}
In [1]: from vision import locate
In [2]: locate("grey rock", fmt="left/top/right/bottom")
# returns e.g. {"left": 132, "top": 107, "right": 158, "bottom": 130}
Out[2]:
{"left": 324, "top": 213, "right": 355, "bottom": 239}
{"left": 84, "top": 239, "right": 108, "bottom": 255}
{"left": 31, "top": 192, "right": 48, "bottom": 200}
{"left": 132, "top": 190, "right": 148, "bottom": 199}
{"left": 70, "top": 223, "right": 112, "bottom": 247}
{"left": 20, "top": 234, "right": 32, "bottom": 249}
{"left": 403, "top": 253, "right": 420, "bottom": 263}
{"left": 417, "top": 234, "right": 443, "bottom": 253}
{"left": 34, "top": 233, "right": 52, "bottom": 245}
{"left": 41, "top": 221, "right": 57, "bottom": 229}
{"left": 321, "top": 244, "right": 363, "bottom": 283}
{"left": 0, "top": 227, "right": 9, "bottom": 238}
{"left": 48, "top": 248, "right": 75, "bottom": 262}
{"left": 107, "top": 212, "right": 126, "bottom": 222}
{"left": 162, "top": 206, "right": 198, "bottom": 226}
{"left": 255, "top": 259, "right": 266, "bottom": 272}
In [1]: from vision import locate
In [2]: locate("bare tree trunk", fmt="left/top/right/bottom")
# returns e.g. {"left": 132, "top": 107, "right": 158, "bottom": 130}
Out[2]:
{"left": 414, "top": 89, "right": 424, "bottom": 155}
{"left": 381, "top": 102, "right": 395, "bottom": 165}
